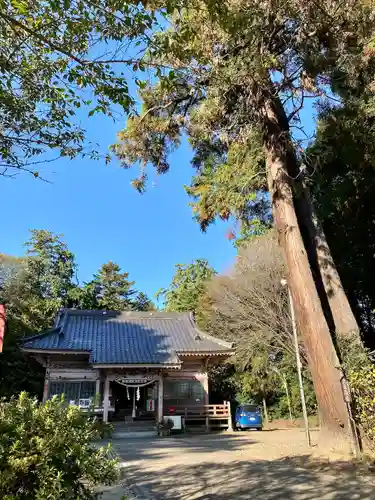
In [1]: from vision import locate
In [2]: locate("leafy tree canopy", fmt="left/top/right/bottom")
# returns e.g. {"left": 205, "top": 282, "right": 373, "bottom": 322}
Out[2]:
{"left": 0, "top": 0, "right": 159, "bottom": 176}
{"left": 113, "top": 0, "right": 375, "bottom": 233}
{"left": 1, "top": 229, "right": 76, "bottom": 332}
{"left": 307, "top": 93, "right": 375, "bottom": 344}
{"left": 157, "top": 258, "right": 216, "bottom": 315}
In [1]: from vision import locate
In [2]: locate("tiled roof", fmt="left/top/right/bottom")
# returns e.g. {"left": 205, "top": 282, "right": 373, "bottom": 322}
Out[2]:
{"left": 21, "top": 309, "right": 233, "bottom": 366}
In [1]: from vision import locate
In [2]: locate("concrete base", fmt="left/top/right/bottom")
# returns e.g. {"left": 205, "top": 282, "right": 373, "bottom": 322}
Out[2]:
{"left": 112, "top": 420, "right": 156, "bottom": 439}
{"left": 113, "top": 430, "right": 156, "bottom": 439}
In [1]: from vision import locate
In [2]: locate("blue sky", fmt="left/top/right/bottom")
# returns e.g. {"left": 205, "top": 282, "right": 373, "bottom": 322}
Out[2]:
{"left": 1, "top": 110, "right": 237, "bottom": 299}
{"left": 1, "top": 51, "right": 318, "bottom": 302}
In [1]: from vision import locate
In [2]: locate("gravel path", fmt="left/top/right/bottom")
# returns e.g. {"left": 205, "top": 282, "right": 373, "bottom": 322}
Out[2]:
{"left": 112, "top": 429, "right": 375, "bottom": 499}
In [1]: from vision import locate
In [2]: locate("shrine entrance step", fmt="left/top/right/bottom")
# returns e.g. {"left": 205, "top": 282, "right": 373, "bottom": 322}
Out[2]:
{"left": 112, "top": 420, "right": 156, "bottom": 439}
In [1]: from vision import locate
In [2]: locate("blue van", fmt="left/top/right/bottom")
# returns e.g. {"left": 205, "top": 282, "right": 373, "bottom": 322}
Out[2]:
{"left": 235, "top": 404, "right": 263, "bottom": 430}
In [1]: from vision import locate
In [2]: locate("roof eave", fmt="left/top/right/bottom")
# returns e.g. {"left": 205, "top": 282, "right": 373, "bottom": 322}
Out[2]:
{"left": 177, "top": 351, "right": 234, "bottom": 357}
{"left": 187, "top": 313, "right": 234, "bottom": 349}
{"left": 18, "top": 327, "right": 61, "bottom": 346}
{"left": 92, "top": 363, "right": 182, "bottom": 369}
{"left": 21, "top": 348, "right": 91, "bottom": 356}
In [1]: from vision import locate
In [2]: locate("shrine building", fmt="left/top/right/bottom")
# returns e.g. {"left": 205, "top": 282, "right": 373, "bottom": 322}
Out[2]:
{"left": 21, "top": 309, "right": 234, "bottom": 423}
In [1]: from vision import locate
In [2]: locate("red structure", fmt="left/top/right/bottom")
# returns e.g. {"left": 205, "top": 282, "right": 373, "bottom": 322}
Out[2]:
{"left": 0, "top": 305, "right": 5, "bottom": 353}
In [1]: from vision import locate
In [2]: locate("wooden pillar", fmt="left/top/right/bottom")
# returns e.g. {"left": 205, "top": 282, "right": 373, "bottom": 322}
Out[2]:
{"left": 201, "top": 373, "right": 209, "bottom": 406}
{"left": 103, "top": 373, "right": 110, "bottom": 423}
{"left": 226, "top": 400, "right": 233, "bottom": 432}
{"left": 158, "top": 374, "right": 164, "bottom": 421}
{"left": 95, "top": 377, "right": 100, "bottom": 406}
{"left": 42, "top": 371, "right": 50, "bottom": 403}
{"left": 132, "top": 387, "right": 136, "bottom": 420}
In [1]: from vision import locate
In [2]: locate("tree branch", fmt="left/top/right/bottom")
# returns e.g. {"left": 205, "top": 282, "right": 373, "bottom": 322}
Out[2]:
{"left": 1, "top": 13, "right": 85, "bottom": 64}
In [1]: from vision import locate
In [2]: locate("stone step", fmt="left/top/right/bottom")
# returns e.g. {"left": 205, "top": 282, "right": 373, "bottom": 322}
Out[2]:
{"left": 112, "top": 420, "right": 156, "bottom": 438}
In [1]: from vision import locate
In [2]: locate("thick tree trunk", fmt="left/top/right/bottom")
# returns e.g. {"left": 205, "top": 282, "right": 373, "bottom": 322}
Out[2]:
{"left": 296, "top": 186, "right": 360, "bottom": 338}
{"left": 261, "top": 95, "right": 352, "bottom": 449}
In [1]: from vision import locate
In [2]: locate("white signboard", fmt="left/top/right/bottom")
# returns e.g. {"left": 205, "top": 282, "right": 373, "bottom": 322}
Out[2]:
{"left": 79, "top": 398, "right": 92, "bottom": 408}
{"left": 163, "top": 415, "right": 182, "bottom": 430}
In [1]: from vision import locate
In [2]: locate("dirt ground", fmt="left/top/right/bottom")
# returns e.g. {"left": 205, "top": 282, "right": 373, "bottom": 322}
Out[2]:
{"left": 113, "top": 429, "right": 375, "bottom": 499}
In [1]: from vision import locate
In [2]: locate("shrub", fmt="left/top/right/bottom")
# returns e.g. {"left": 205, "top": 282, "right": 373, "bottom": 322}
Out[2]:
{"left": 336, "top": 332, "right": 375, "bottom": 450}
{"left": 91, "top": 419, "right": 114, "bottom": 439}
{"left": 0, "top": 392, "right": 118, "bottom": 500}
{"left": 349, "top": 365, "right": 375, "bottom": 450}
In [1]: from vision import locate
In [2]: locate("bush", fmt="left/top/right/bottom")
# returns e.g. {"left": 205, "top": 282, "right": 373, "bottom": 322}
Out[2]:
{"left": 0, "top": 392, "right": 118, "bottom": 499}
{"left": 91, "top": 419, "right": 114, "bottom": 439}
{"left": 349, "top": 365, "right": 375, "bottom": 450}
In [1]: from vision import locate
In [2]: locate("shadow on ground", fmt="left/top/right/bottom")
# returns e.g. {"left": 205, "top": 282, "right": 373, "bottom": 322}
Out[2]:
{"left": 112, "top": 434, "right": 374, "bottom": 499}
{"left": 113, "top": 433, "right": 254, "bottom": 462}
{"left": 123, "top": 455, "right": 374, "bottom": 499}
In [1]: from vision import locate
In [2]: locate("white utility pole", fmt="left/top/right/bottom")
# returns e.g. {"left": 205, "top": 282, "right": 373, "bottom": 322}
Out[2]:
{"left": 281, "top": 279, "right": 311, "bottom": 447}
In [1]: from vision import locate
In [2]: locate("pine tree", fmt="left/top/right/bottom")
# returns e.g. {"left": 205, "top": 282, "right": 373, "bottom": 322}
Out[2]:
{"left": 133, "top": 292, "right": 155, "bottom": 311}
{"left": 92, "top": 261, "right": 136, "bottom": 311}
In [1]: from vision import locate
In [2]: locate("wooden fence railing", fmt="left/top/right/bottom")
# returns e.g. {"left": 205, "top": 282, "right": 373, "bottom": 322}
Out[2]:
{"left": 167, "top": 402, "right": 233, "bottom": 431}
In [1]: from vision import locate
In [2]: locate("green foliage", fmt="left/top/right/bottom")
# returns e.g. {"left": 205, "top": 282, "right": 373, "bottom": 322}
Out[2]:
{"left": 0, "top": 230, "right": 155, "bottom": 399}
{"left": 91, "top": 419, "right": 114, "bottom": 439}
{"left": 350, "top": 365, "right": 375, "bottom": 449}
{"left": 269, "top": 370, "right": 317, "bottom": 420}
{"left": 185, "top": 133, "right": 270, "bottom": 232}
{"left": 133, "top": 291, "right": 156, "bottom": 311}
{"left": 0, "top": 324, "right": 44, "bottom": 399}
{"left": 233, "top": 352, "right": 278, "bottom": 405}
{"left": 199, "top": 234, "right": 317, "bottom": 418}
{"left": 308, "top": 95, "right": 375, "bottom": 343}
{"left": 89, "top": 261, "right": 136, "bottom": 311}
{"left": 94, "top": 261, "right": 135, "bottom": 310}
{"left": 1, "top": 230, "right": 76, "bottom": 332}
{"left": 157, "top": 259, "right": 216, "bottom": 314}
{"left": 114, "top": 0, "right": 375, "bottom": 243}
{"left": 71, "top": 261, "right": 154, "bottom": 311}
{"left": 233, "top": 359, "right": 317, "bottom": 420}
{"left": 24, "top": 229, "right": 76, "bottom": 326}
{"left": 68, "top": 280, "right": 99, "bottom": 310}
{"left": 233, "top": 218, "right": 272, "bottom": 249}
{"left": 0, "top": 0, "right": 157, "bottom": 176}
{"left": 335, "top": 334, "right": 375, "bottom": 447}
{"left": 0, "top": 230, "right": 75, "bottom": 398}
{"left": 0, "top": 393, "right": 118, "bottom": 499}
{"left": 208, "top": 363, "right": 237, "bottom": 403}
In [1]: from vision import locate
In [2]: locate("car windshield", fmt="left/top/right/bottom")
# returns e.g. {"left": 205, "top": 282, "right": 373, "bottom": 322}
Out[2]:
{"left": 242, "top": 405, "right": 259, "bottom": 412}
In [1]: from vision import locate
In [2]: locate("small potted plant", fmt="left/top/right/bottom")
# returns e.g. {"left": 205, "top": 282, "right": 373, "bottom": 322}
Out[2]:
{"left": 156, "top": 417, "right": 174, "bottom": 436}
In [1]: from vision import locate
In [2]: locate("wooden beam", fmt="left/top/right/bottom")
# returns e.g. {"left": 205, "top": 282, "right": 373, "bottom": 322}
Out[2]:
{"left": 201, "top": 372, "right": 209, "bottom": 406}
{"left": 103, "top": 374, "right": 110, "bottom": 423}
{"left": 42, "top": 370, "right": 50, "bottom": 403}
{"left": 158, "top": 374, "right": 164, "bottom": 422}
